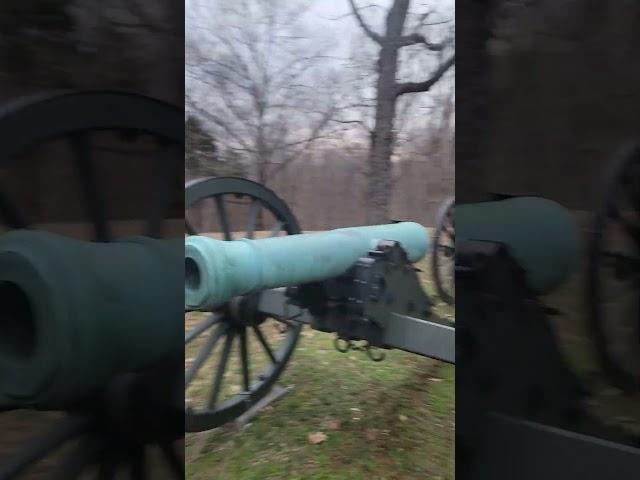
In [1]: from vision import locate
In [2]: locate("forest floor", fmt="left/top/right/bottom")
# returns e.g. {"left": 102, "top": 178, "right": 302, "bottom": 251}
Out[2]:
{"left": 185, "top": 255, "right": 456, "bottom": 480}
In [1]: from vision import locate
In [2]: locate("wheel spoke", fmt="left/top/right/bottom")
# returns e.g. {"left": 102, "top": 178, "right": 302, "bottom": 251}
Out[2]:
{"left": 158, "top": 443, "right": 184, "bottom": 479}
{"left": 128, "top": 445, "right": 146, "bottom": 480}
{"left": 0, "top": 414, "right": 92, "bottom": 479}
{"left": 0, "top": 185, "right": 28, "bottom": 228}
{"left": 253, "top": 325, "right": 277, "bottom": 364}
{"left": 51, "top": 436, "right": 103, "bottom": 480}
{"left": 269, "top": 220, "right": 284, "bottom": 237}
{"left": 208, "top": 329, "right": 235, "bottom": 408}
{"left": 97, "top": 452, "right": 118, "bottom": 480}
{"left": 246, "top": 199, "right": 261, "bottom": 239}
{"left": 239, "top": 328, "right": 251, "bottom": 392}
{"left": 601, "top": 250, "right": 640, "bottom": 282}
{"left": 443, "top": 224, "right": 455, "bottom": 241}
{"left": 621, "top": 165, "right": 640, "bottom": 209}
{"left": 185, "top": 177, "right": 303, "bottom": 432}
{"left": 70, "top": 132, "right": 111, "bottom": 242}
{"left": 610, "top": 204, "right": 640, "bottom": 243}
{"left": 146, "top": 144, "right": 179, "bottom": 238}
{"left": 185, "top": 313, "right": 221, "bottom": 344}
{"left": 215, "top": 195, "right": 233, "bottom": 240}
{"left": 440, "top": 244, "right": 455, "bottom": 255}
{"left": 186, "top": 324, "right": 226, "bottom": 387}
{"left": 601, "top": 250, "right": 639, "bottom": 263}
{"left": 186, "top": 219, "right": 197, "bottom": 236}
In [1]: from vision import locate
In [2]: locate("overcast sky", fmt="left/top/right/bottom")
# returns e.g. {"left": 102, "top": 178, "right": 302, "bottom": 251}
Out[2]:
{"left": 309, "top": 0, "right": 453, "bottom": 55}
{"left": 186, "top": 0, "right": 454, "bottom": 145}
{"left": 186, "top": 0, "right": 453, "bottom": 62}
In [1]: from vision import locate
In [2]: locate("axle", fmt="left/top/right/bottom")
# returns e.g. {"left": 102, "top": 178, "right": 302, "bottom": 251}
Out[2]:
{"left": 0, "top": 230, "right": 183, "bottom": 409}
{"left": 185, "top": 222, "right": 429, "bottom": 310}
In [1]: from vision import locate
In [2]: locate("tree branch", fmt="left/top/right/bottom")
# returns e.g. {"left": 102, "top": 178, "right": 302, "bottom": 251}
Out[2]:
{"left": 330, "top": 118, "right": 366, "bottom": 126}
{"left": 394, "top": 54, "right": 455, "bottom": 97}
{"left": 348, "top": 0, "right": 383, "bottom": 45}
{"left": 267, "top": 105, "right": 338, "bottom": 178}
{"left": 186, "top": 97, "right": 255, "bottom": 153}
{"left": 327, "top": 4, "right": 385, "bottom": 20}
{"left": 398, "top": 33, "right": 452, "bottom": 51}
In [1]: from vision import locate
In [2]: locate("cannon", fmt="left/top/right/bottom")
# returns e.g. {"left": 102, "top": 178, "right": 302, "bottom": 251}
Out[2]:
{"left": 455, "top": 145, "right": 639, "bottom": 478}
{"left": 0, "top": 231, "right": 182, "bottom": 409}
{"left": 185, "top": 222, "right": 428, "bottom": 310}
{"left": 456, "top": 196, "right": 580, "bottom": 294}
{"left": 184, "top": 177, "right": 455, "bottom": 432}
{"left": 0, "top": 91, "right": 184, "bottom": 479}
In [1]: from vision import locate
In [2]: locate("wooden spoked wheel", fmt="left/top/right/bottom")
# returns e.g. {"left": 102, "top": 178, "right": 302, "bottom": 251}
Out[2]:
{"left": 431, "top": 196, "right": 455, "bottom": 306}
{"left": 184, "top": 177, "right": 302, "bottom": 432}
{"left": 0, "top": 91, "right": 184, "bottom": 479}
{"left": 586, "top": 142, "right": 640, "bottom": 394}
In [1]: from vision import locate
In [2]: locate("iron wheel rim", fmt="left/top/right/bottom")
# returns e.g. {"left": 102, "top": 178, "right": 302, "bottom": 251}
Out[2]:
{"left": 0, "top": 90, "right": 184, "bottom": 479}
{"left": 431, "top": 196, "right": 455, "bottom": 305}
{"left": 586, "top": 141, "right": 640, "bottom": 394}
{"left": 184, "top": 176, "right": 302, "bottom": 433}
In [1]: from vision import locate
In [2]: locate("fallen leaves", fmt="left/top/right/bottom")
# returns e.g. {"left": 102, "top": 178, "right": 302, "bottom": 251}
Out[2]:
{"left": 325, "top": 419, "right": 341, "bottom": 431}
{"left": 308, "top": 432, "right": 328, "bottom": 445}
{"left": 364, "top": 428, "right": 379, "bottom": 441}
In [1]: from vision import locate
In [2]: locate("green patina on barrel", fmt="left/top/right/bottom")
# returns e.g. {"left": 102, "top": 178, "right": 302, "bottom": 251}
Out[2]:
{"left": 457, "top": 197, "right": 580, "bottom": 294}
{"left": 0, "top": 231, "right": 182, "bottom": 409}
{"left": 185, "top": 222, "right": 429, "bottom": 310}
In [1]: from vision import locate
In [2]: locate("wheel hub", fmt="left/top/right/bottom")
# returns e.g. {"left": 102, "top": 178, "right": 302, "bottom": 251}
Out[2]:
{"left": 227, "top": 294, "right": 267, "bottom": 327}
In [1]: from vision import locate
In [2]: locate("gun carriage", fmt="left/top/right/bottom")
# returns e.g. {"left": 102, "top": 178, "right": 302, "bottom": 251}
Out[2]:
{"left": 0, "top": 90, "right": 636, "bottom": 480}
{"left": 0, "top": 90, "right": 456, "bottom": 478}
{"left": 184, "top": 177, "right": 455, "bottom": 432}
{"left": 0, "top": 91, "right": 184, "bottom": 479}
{"left": 455, "top": 145, "right": 639, "bottom": 478}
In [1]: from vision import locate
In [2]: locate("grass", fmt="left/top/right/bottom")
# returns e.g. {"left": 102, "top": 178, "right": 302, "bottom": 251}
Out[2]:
{"left": 185, "top": 255, "right": 455, "bottom": 480}
{"left": 544, "top": 264, "right": 640, "bottom": 436}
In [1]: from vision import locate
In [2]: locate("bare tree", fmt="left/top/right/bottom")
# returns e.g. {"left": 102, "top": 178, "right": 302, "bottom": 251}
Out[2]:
{"left": 347, "top": 0, "right": 454, "bottom": 223}
{"left": 186, "top": 0, "right": 346, "bottom": 187}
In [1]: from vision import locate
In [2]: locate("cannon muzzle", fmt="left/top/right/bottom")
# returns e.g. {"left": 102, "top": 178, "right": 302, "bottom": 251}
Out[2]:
{"left": 185, "top": 222, "right": 429, "bottom": 310}
{"left": 457, "top": 197, "right": 580, "bottom": 294}
{"left": 0, "top": 231, "right": 182, "bottom": 409}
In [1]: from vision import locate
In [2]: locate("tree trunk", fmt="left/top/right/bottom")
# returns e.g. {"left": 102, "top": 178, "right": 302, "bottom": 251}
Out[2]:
{"left": 365, "top": 0, "right": 409, "bottom": 224}
{"left": 255, "top": 126, "right": 269, "bottom": 231}
{"left": 367, "top": 45, "right": 399, "bottom": 224}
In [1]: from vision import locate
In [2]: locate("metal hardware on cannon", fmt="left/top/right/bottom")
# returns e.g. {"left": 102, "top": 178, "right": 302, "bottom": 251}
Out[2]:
{"left": 184, "top": 223, "right": 450, "bottom": 361}
{"left": 184, "top": 177, "right": 456, "bottom": 433}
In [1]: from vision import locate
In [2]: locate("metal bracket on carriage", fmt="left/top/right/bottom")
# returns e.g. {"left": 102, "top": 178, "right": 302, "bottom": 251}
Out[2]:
{"left": 297, "top": 240, "right": 434, "bottom": 351}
